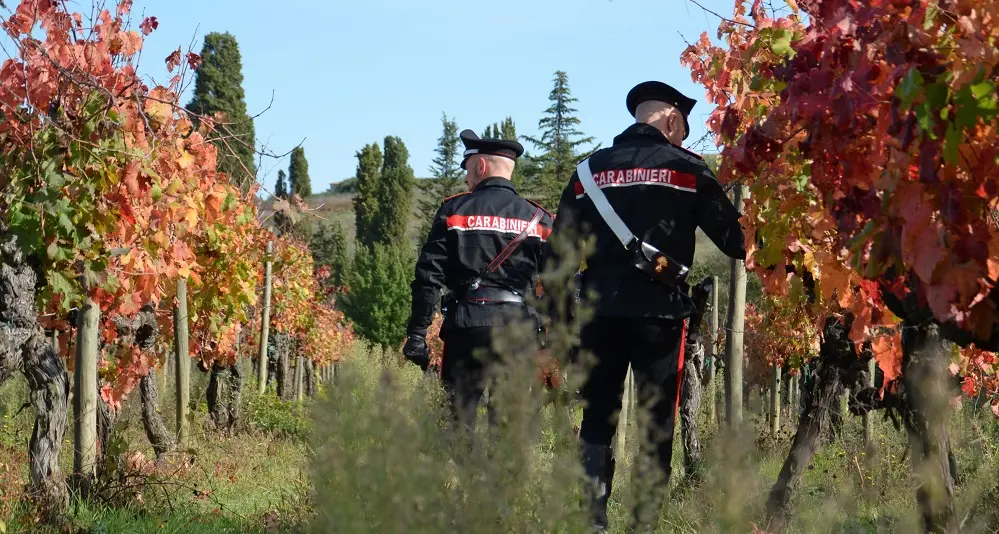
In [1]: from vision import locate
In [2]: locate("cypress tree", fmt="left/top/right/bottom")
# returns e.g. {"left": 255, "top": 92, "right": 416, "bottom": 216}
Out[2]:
{"left": 483, "top": 125, "right": 494, "bottom": 139}
{"left": 352, "top": 143, "right": 382, "bottom": 245}
{"left": 275, "top": 170, "right": 288, "bottom": 199}
{"left": 417, "top": 113, "right": 463, "bottom": 239}
{"left": 500, "top": 117, "right": 517, "bottom": 140}
{"left": 340, "top": 243, "right": 413, "bottom": 348}
{"left": 310, "top": 221, "right": 350, "bottom": 291}
{"left": 371, "top": 136, "right": 414, "bottom": 245}
{"left": 523, "top": 70, "right": 598, "bottom": 209}
{"left": 288, "top": 146, "right": 312, "bottom": 198}
{"left": 185, "top": 32, "right": 257, "bottom": 192}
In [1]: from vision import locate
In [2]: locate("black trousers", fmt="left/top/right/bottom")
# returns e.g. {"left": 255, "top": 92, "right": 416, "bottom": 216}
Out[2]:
{"left": 578, "top": 317, "right": 686, "bottom": 481}
{"left": 440, "top": 327, "right": 500, "bottom": 431}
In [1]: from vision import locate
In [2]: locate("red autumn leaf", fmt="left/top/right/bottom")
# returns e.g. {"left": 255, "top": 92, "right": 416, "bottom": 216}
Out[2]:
{"left": 165, "top": 48, "right": 181, "bottom": 72}
{"left": 140, "top": 16, "right": 158, "bottom": 36}
{"left": 186, "top": 52, "right": 202, "bottom": 71}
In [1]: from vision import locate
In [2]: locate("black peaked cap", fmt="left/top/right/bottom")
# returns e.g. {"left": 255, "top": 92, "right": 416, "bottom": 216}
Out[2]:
{"left": 626, "top": 81, "right": 697, "bottom": 140}
{"left": 459, "top": 129, "right": 525, "bottom": 170}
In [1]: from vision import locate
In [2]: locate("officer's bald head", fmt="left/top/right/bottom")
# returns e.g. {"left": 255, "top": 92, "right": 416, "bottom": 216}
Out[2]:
{"left": 464, "top": 154, "right": 516, "bottom": 191}
{"left": 635, "top": 100, "right": 686, "bottom": 145}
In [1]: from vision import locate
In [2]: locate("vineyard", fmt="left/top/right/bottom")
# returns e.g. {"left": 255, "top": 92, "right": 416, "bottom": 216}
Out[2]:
{"left": 0, "top": 0, "right": 996, "bottom": 533}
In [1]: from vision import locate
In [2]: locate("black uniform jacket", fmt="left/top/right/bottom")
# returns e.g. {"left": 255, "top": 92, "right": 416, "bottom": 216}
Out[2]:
{"left": 408, "top": 177, "right": 555, "bottom": 337}
{"left": 542, "top": 123, "right": 746, "bottom": 320}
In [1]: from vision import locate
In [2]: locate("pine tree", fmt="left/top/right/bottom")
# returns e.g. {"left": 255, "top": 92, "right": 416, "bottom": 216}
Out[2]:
{"left": 352, "top": 143, "right": 382, "bottom": 245}
{"left": 483, "top": 125, "right": 494, "bottom": 139}
{"left": 340, "top": 243, "right": 413, "bottom": 348}
{"left": 275, "top": 170, "right": 288, "bottom": 199}
{"left": 417, "top": 113, "right": 464, "bottom": 239}
{"left": 523, "top": 70, "right": 598, "bottom": 209}
{"left": 288, "top": 146, "right": 312, "bottom": 198}
{"left": 371, "top": 136, "right": 414, "bottom": 245}
{"left": 185, "top": 32, "right": 256, "bottom": 193}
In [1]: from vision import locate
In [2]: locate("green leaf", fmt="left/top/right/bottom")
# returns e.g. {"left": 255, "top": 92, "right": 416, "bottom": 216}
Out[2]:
{"left": 151, "top": 183, "right": 162, "bottom": 202}
{"left": 925, "top": 82, "right": 949, "bottom": 109}
{"left": 48, "top": 271, "right": 78, "bottom": 311}
{"left": 943, "top": 122, "right": 962, "bottom": 165}
{"left": 915, "top": 102, "right": 936, "bottom": 137}
{"left": 771, "top": 29, "right": 794, "bottom": 58}
{"left": 970, "top": 80, "right": 994, "bottom": 100}
{"left": 58, "top": 212, "right": 74, "bottom": 234}
{"left": 897, "top": 68, "right": 925, "bottom": 110}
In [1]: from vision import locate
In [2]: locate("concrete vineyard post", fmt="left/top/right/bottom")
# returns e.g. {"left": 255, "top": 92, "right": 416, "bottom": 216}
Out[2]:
{"left": 706, "top": 277, "right": 718, "bottom": 425}
{"left": 725, "top": 184, "right": 749, "bottom": 425}
{"left": 770, "top": 365, "right": 781, "bottom": 435}
{"left": 174, "top": 277, "right": 191, "bottom": 446}
{"left": 258, "top": 241, "right": 274, "bottom": 395}
{"left": 73, "top": 294, "right": 100, "bottom": 489}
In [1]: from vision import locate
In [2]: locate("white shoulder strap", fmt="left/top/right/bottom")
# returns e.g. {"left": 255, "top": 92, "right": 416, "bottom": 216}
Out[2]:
{"left": 575, "top": 158, "right": 636, "bottom": 250}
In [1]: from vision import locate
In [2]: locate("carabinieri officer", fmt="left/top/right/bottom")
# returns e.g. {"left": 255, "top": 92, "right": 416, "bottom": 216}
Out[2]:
{"left": 542, "top": 81, "right": 747, "bottom": 532}
{"left": 403, "top": 129, "right": 554, "bottom": 433}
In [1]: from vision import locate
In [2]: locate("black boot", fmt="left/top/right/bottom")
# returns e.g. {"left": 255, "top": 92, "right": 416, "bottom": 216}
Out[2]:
{"left": 582, "top": 442, "right": 614, "bottom": 533}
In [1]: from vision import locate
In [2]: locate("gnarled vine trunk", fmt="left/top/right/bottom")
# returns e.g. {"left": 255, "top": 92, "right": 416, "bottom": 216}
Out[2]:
{"left": 901, "top": 322, "right": 957, "bottom": 534}
{"left": 206, "top": 362, "right": 228, "bottom": 430}
{"left": 304, "top": 358, "right": 316, "bottom": 398}
{"left": 0, "top": 230, "right": 69, "bottom": 516}
{"left": 206, "top": 359, "right": 244, "bottom": 435}
{"left": 139, "top": 375, "right": 172, "bottom": 457}
{"left": 679, "top": 341, "right": 704, "bottom": 480}
{"left": 275, "top": 333, "right": 292, "bottom": 400}
{"left": 227, "top": 360, "right": 243, "bottom": 431}
{"left": 765, "top": 316, "right": 852, "bottom": 532}
{"left": 117, "top": 306, "right": 174, "bottom": 458}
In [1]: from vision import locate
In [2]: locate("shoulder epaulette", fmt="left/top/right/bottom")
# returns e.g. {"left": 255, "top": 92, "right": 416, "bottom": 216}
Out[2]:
{"left": 441, "top": 191, "right": 469, "bottom": 205}
{"left": 525, "top": 198, "right": 554, "bottom": 218}
{"left": 673, "top": 143, "right": 704, "bottom": 161}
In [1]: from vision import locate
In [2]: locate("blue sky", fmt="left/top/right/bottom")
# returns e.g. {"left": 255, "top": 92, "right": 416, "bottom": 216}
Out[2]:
{"left": 66, "top": 0, "right": 737, "bottom": 194}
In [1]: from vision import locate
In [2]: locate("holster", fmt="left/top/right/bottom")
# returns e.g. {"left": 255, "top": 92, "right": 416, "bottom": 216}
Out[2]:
{"left": 629, "top": 240, "right": 690, "bottom": 289}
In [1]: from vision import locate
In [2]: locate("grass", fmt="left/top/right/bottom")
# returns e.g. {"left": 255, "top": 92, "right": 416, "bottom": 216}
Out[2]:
{"left": 0, "top": 337, "right": 995, "bottom": 533}
{"left": 0, "top": 368, "right": 313, "bottom": 533}
{"left": 306, "top": 337, "right": 999, "bottom": 533}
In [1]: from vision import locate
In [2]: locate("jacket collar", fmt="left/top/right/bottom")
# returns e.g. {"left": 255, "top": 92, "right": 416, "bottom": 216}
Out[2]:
{"left": 474, "top": 176, "right": 518, "bottom": 194}
{"left": 613, "top": 122, "right": 671, "bottom": 146}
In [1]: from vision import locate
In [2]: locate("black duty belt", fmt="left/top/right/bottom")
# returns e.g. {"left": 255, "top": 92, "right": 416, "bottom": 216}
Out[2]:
{"left": 454, "top": 286, "right": 525, "bottom": 304}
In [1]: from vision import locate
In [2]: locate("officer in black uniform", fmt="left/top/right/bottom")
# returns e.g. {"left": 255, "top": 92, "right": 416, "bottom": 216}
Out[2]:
{"left": 403, "top": 129, "right": 554, "bottom": 433}
{"left": 542, "top": 81, "right": 746, "bottom": 532}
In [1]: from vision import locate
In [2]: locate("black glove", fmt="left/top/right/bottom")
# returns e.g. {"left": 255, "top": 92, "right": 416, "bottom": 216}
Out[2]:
{"left": 402, "top": 333, "right": 430, "bottom": 371}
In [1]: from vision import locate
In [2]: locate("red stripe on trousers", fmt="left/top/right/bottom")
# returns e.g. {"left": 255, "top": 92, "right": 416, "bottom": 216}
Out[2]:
{"left": 674, "top": 319, "right": 687, "bottom": 417}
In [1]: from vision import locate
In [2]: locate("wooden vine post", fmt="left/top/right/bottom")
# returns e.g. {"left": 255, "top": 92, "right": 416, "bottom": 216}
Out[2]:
{"left": 863, "top": 357, "right": 875, "bottom": 451}
{"left": 725, "top": 184, "right": 749, "bottom": 425}
{"left": 770, "top": 365, "right": 781, "bottom": 435}
{"left": 73, "top": 290, "right": 100, "bottom": 491}
{"left": 706, "top": 277, "right": 718, "bottom": 425}
{"left": 258, "top": 241, "right": 274, "bottom": 395}
{"left": 174, "top": 277, "right": 191, "bottom": 446}
{"left": 295, "top": 356, "right": 304, "bottom": 404}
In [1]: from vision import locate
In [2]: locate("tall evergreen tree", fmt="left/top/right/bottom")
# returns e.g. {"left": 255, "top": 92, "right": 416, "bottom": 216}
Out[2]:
{"left": 275, "top": 170, "right": 288, "bottom": 199}
{"left": 371, "top": 136, "right": 415, "bottom": 245}
{"left": 417, "top": 114, "right": 464, "bottom": 239}
{"left": 288, "top": 146, "right": 312, "bottom": 198}
{"left": 483, "top": 125, "right": 494, "bottom": 139}
{"left": 523, "top": 70, "right": 598, "bottom": 209}
{"left": 185, "top": 32, "right": 257, "bottom": 192}
{"left": 310, "top": 221, "right": 350, "bottom": 291}
{"left": 500, "top": 117, "right": 517, "bottom": 140}
{"left": 352, "top": 143, "right": 382, "bottom": 245}
{"left": 340, "top": 243, "right": 413, "bottom": 348}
